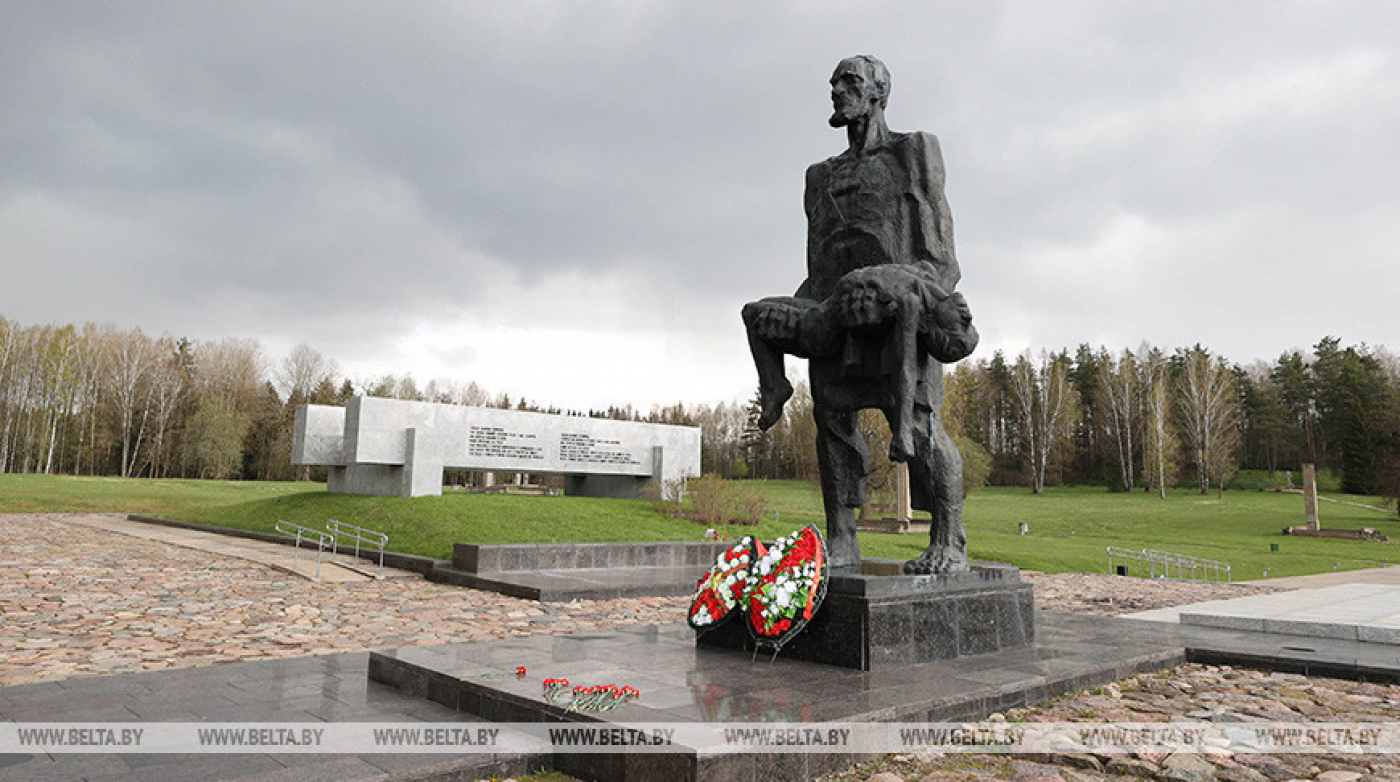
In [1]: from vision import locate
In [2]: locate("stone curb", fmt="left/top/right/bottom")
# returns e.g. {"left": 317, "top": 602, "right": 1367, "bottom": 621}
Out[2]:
{"left": 125, "top": 514, "right": 448, "bottom": 576}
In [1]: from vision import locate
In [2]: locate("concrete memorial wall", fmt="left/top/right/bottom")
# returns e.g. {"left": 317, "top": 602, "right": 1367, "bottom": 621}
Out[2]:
{"left": 291, "top": 396, "right": 700, "bottom": 499}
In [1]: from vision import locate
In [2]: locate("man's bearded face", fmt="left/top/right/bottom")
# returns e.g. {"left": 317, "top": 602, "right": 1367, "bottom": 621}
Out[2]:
{"left": 829, "top": 61, "right": 878, "bottom": 128}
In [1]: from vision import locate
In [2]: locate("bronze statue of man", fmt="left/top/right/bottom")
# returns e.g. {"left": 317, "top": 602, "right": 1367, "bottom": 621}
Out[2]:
{"left": 742, "top": 55, "right": 978, "bottom": 574}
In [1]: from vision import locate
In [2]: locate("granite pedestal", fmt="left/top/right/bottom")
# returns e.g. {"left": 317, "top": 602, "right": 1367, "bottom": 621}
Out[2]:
{"left": 696, "top": 560, "right": 1034, "bottom": 670}
{"left": 429, "top": 541, "right": 731, "bottom": 601}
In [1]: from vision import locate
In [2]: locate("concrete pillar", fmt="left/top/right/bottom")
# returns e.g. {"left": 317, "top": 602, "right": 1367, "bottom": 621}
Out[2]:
{"left": 894, "top": 462, "right": 912, "bottom": 523}
{"left": 1303, "top": 463, "right": 1320, "bottom": 531}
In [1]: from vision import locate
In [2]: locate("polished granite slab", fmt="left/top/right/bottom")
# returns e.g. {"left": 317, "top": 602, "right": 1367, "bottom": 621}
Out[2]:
{"left": 369, "top": 613, "right": 1183, "bottom": 781}
{"left": 0, "top": 653, "right": 550, "bottom": 782}
{"left": 6, "top": 612, "right": 1400, "bottom": 782}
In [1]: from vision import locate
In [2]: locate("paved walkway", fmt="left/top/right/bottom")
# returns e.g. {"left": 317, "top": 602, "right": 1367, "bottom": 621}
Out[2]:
{"left": 1240, "top": 563, "right": 1400, "bottom": 588}
{"left": 59, "top": 515, "right": 419, "bottom": 583}
{"left": 1125, "top": 583, "right": 1400, "bottom": 643}
{"left": 1124, "top": 560, "right": 1400, "bottom": 647}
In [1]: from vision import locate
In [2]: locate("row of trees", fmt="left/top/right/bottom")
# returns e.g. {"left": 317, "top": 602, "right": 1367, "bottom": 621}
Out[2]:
{"left": 943, "top": 346, "right": 1249, "bottom": 497}
{"left": 3, "top": 313, "right": 1398, "bottom": 501}
{"left": 0, "top": 317, "right": 331, "bottom": 480}
{"left": 713, "top": 340, "right": 1400, "bottom": 502}
{"left": 0, "top": 314, "right": 701, "bottom": 482}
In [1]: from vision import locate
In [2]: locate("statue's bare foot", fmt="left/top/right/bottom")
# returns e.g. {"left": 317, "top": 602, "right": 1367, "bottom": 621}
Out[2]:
{"left": 825, "top": 525, "right": 860, "bottom": 569}
{"left": 757, "top": 380, "right": 793, "bottom": 431}
{"left": 903, "top": 544, "right": 970, "bottom": 575}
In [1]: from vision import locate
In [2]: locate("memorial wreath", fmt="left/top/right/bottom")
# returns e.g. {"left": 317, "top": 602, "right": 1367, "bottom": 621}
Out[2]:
{"left": 687, "top": 525, "right": 829, "bottom": 652}
{"left": 746, "top": 524, "right": 827, "bottom": 649}
{"left": 688, "top": 535, "right": 757, "bottom": 630}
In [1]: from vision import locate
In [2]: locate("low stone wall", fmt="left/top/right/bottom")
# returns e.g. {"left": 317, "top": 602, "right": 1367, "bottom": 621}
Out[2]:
{"left": 1284, "top": 525, "right": 1388, "bottom": 541}
{"left": 452, "top": 541, "right": 731, "bottom": 573}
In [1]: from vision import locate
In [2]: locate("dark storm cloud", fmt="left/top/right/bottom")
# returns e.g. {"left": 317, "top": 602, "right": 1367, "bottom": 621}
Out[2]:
{"left": 2, "top": 1, "right": 1398, "bottom": 405}
{"left": 1, "top": 2, "right": 838, "bottom": 335}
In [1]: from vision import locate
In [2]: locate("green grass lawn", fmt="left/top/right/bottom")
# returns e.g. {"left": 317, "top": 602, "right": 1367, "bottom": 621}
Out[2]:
{"left": 2, "top": 473, "right": 1396, "bottom": 580}
{"left": 949, "top": 485, "right": 1395, "bottom": 580}
{"left": 0, "top": 474, "right": 312, "bottom": 515}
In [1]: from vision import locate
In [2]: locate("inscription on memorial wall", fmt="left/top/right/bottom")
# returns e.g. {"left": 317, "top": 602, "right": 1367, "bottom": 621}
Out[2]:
{"left": 559, "top": 432, "right": 643, "bottom": 467}
{"left": 467, "top": 426, "right": 544, "bottom": 461}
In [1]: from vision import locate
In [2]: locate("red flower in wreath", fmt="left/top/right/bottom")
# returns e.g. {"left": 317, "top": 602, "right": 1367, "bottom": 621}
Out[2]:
{"left": 746, "top": 525, "right": 827, "bottom": 640}
{"left": 688, "top": 536, "right": 758, "bottom": 631}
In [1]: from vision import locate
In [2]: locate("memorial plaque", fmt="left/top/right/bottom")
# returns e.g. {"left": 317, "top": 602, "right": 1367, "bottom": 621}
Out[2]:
{"left": 468, "top": 426, "right": 545, "bottom": 462}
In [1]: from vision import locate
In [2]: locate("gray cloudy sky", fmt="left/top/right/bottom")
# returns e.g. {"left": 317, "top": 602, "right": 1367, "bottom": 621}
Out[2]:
{"left": 3, "top": 2, "right": 1398, "bottom": 409}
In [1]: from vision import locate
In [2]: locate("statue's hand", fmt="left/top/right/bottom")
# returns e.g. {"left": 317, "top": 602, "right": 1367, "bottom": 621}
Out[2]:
{"left": 753, "top": 304, "right": 803, "bottom": 341}
{"left": 834, "top": 275, "right": 898, "bottom": 329}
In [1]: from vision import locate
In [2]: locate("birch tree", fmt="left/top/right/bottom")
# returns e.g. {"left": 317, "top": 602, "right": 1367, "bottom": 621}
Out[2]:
{"left": 278, "top": 343, "right": 337, "bottom": 403}
{"left": 1177, "top": 347, "right": 1240, "bottom": 496}
{"left": 423, "top": 378, "right": 489, "bottom": 407}
{"left": 1009, "top": 350, "right": 1077, "bottom": 494}
{"left": 781, "top": 381, "right": 819, "bottom": 482}
{"left": 73, "top": 323, "right": 112, "bottom": 476}
{"left": 142, "top": 339, "right": 187, "bottom": 478}
{"left": 1141, "top": 348, "right": 1178, "bottom": 499}
{"left": 1097, "top": 348, "right": 1141, "bottom": 492}
{"left": 36, "top": 325, "right": 81, "bottom": 474}
{"left": 104, "top": 328, "right": 164, "bottom": 477}
{"left": 0, "top": 320, "right": 32, "bottom": 472}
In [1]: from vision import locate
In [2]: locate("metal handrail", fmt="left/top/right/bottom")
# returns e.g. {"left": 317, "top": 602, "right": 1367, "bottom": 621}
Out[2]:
{"left": 1106, "top": 546, "right": 1231, "bottom": 582}
{"left": 326, "top": 518, "right": 389, "bottom": 578}
{"left": 275, "top": 520, "right": 335, "bottom": 580}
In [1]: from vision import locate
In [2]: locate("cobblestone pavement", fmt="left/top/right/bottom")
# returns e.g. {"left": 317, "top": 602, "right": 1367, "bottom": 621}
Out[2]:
{"left": 1021, "top": 570, "right": 1284, "bottom": 615}
{"left": 824, "top": 664, "right": 1400, "bottom": 782}
{"left": 8, "top": 513, "right": 1393, "bottom": 782}
{"left": 0, "top": 514, "right": 1293, "bottom": 687}
{"left": 0, "top": 514, "right": 682, "bottom": 686}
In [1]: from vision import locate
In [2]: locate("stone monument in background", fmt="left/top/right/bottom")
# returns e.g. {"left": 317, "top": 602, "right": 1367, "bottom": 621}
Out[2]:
{"left": 1302, "top": 463, "right": 1320, "bottom": 531}
{"left": 742, "top": 55, "right": 978, "bottom": 574}
{"left": 292, "top": 396, "right": 700, "bottom": 499}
